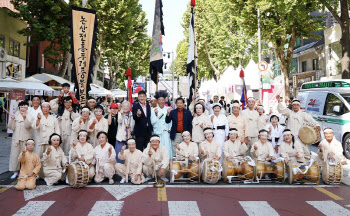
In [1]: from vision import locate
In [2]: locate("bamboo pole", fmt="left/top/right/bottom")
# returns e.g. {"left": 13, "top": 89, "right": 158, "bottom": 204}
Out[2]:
{"left": 192, "top": 6, "right": 197, "bottom": 100}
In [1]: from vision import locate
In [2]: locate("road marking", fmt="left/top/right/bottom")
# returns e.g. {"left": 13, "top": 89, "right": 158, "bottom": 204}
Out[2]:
{"left": 88, "top": 201, "right": 124, "bottom": 216}
{"left": 239, "top": 201, "right": 279, "bottom": 216}
{"left": 102, "top": 185, "right": 145, "bottom": 200}
{"left": 0, "top": 180, "right": 18, "bottom": 194}
{"left": 314, "top": 187, "right": 344, "bottom": 200}
{"left": 307, "top": 201, "right": 350, "bottom": 216}
{"left": 13, "top": 201, "right": 55, "bottom": 216}
{"left": 168, "top": 201, "right": 201, "bottom": 216}
{"left": 157, "top": 187, "right": 167, "bottom": 201}
{"left": 23, "top": 185, "right": 66, "bottom": 201}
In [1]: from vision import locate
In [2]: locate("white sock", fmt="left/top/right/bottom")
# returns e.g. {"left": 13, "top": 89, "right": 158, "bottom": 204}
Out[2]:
{"left": 10, "top": 172, "right": 18, "bottom": 179}
{"left": 120, "top": 178, "right": 126, "bottom": 184}
{"left": 145, "top": 177, "right": 152, "bottom": 182}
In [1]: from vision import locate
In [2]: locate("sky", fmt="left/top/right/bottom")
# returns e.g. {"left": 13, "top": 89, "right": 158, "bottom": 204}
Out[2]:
{"left": 139, "top": 0, "right": 189, "bottom": 59}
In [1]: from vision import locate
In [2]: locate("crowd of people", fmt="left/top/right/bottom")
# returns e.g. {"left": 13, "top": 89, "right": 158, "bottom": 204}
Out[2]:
{"left": 8, "top": 83, "right": 347, "bottom": 190}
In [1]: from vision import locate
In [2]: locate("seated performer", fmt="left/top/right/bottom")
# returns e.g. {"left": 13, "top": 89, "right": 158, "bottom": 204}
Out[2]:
{"left": 223, "top": 128, "right": 248, "bottom": 159}
{"left": 176, "top": 131, "right": 199, "bottom": 161}
{"left": 251, "top": 129, "right": 276, "bottom": 161}
{"left": 92, "top": 131, "right": 116, "bottom": 184}
{"left": 42, "top": 133, "right": 69, "bottom": 186}
{"left": 69, "top": 130, "right": 95, "bottom": 181}
{"left": 199, "top": 128, "right": 221, "bottom": 162}
{"left": 278, "top": 129, "right": 305, "bottom": 165}
{"left": 143, "top": 135, "right": 170, "bottom": 182}
{"left": 15, "top": 139, "right": 41, "bottom": 190}
{"left": 115, "top": 138, "right": 145, "bottom": 184}
{"left": 318, "top": 128, "right": 347, "bottom": 165}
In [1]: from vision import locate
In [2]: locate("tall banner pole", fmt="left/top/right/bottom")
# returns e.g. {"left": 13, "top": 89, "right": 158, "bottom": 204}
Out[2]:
{"left": 192, "top": 5, "right": 197, "bottom": 99}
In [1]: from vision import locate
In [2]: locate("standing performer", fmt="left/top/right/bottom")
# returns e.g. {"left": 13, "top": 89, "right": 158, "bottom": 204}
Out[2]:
{"left": 132, "top": 90, "right": 153, "bottom": 151}
{"left": 105, "top": 103, "right": 119, "bottom": 149}
{"left": 69, "top": 130, "right": 95, "bottom": 181}
{"left": 278, "top": 129, "right": 305, "bottom": 165}
{"left": 151, "top": 90, "right": 172, "bottom": 158}
{"left": 166, "top": 97, "right": 193, "bottom": 156}
{"left": 242, "top": 97, "right": 259, "bottom": 153}
{"left": 223, "top": 128, "right": 248, "bottom": 159}
{"left": 277, "top": 95, "right": 320, "bottom": 159}
{"left": 265, "top": 114, "right": 284, "bottom": 155}
{"left": 8, "top": 101, "right": 34, "bottom": 179}
{"left": 87, "top": 105, "right": 108, "bottom": 148}
{"left": 257, "top": 105, "right": 269, "bottom": 131}
{"left": 57, "top": 97, "right": 80, "bottom": 155}
{"left": 32, "top": 102, "right": 60, "bottom": 158}
{"left": 15, "top": 139, "right": 41, "bottom": 190}
{"left": 42, "top": 133, "right": 69, "bottom": 186}
{"left": 199, "top": 128, "right": 221, "bottom": 162}
{"left": 227, "top": 100, "right": 247, "bottom": 144}
{"left": 27, "top": 96, "right": 42, "bottom": 119}
{"left": 317, "top": 128, "right": 346, "bottom": 165}
{"left": 192, "top": 103, "right": 211, "bottom": 144}
{"left": 87, "top": 98, "right": 97, "bottom": 118}
{"left": 115, "top": 138, "right": 145, "bottom": 184}
{"left": 92, "top": 132, "right": 116, "bottom": 184}
{"left": 71, "top": 106, "right": 90, "bottom": 144}
{"left": 143, "top": 135, "right": 170, "bottom": 182}
{"left": 116, "top": 101, "right": 134, "bottom": 163}
{"left": 251, "top": 130, "right": 276, "bottom": 161}
{"left": 176, "top": 131, "right": 199, "bottom": 161}
{"left": 209, "top": 103, "right": 229, "bottom": 162}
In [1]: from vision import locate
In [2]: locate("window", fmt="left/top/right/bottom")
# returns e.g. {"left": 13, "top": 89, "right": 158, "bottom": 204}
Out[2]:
{"left": 0, "top": 35, "right": 4, "bottom": 48}
{"left": 9, "top": 39, "right": 20, "bottom": 57}
{"left": 324, "top": 93, "right": 348, "bottom": 116}
{"left": 302, "top": 61, "right": 307, "bottom": 72}
{"left": 313, "top": 58, "right": 319, "bottom": 70}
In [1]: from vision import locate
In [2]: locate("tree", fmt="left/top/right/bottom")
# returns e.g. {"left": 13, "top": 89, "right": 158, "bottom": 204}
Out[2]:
{"left": 10, "top": 0, "right": 71, "bottom": 77}
{"left": 231, "top": 0, "right": 324, "bottom": 97}
{"left": 319, "top": 0, "right": 350, "bottom": 78}
{"left": 174, "top": 0, "right": 256, "bottom": 80}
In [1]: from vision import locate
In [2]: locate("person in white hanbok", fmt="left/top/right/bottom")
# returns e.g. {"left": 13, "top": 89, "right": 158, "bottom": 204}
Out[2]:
{"left": 71, "top": 107, "right": 90, "bottom": 144}
{"left": 241, "top": 98, "right": 259, "bottom": 153}
{"left": 209, "top": 103, "right": 229, "bottom": 163}
{"left": 87, "top": 105, "right": 108, "bottom": 148}
{"left": 151, "top": 91, "right": 172, "bottom": 158}
{"left": 317, "top": 128, "right": 347, "bottom": 165}
{"left": 192, "top": 103, "right": 211, "bottom": 144}
{"left": 264, "top": 114, "right": 284, "bottom": 157}
{"left": 257, "top": 105, "right": 269, "bottom": 131}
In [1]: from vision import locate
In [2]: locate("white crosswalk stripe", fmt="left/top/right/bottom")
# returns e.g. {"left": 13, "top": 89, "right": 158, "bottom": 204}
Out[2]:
{"left": 239, "top": 201, "right": 280, "bottom": 216}
{"left": 168, "top": 201, "right": 201, "bottom": 216}
{"left": 88, "top": 201, "right": 124, "bottom": 216}
{"left": 13, "top": 201, "right": 55, "bottom": 216}
{"left": 307, "top": 201, "right": 350, "bottom": 216}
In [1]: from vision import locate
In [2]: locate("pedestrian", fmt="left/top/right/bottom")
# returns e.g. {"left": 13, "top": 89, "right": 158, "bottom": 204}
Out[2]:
{"left": 165, "top": 97, "right": 193, "bottom": 157}
{"left": 132, "top": 90, "right": 153, "bottom": 151}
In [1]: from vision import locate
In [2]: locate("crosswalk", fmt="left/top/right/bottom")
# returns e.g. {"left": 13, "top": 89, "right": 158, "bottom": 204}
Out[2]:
{"left": 12, "top": 200, "right": 350, "bottom": 216}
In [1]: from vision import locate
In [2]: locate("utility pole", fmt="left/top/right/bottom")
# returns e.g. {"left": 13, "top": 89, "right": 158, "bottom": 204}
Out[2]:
{"left": 258, "top": 8, "right": 263, "bottom": 103}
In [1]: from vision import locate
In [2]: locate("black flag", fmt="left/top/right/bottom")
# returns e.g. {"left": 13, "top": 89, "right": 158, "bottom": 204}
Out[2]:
{"left": 187, "top": 7, "right": 197, "bottom": 106}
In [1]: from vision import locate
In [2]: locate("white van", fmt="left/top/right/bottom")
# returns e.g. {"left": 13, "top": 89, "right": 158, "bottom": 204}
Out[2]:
{"left": 297, "top": 80, "right": 350, "bottom": 158}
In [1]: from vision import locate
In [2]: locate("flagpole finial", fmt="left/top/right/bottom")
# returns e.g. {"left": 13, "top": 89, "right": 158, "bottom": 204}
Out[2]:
{"left": 126, "top": 68, "right": 132, "bottom": 76}
{"left": 191, "top": 0, "right": 196, "bottom": 7}
{"left": 239, "top": 69, "right": 245, "bottom": 78}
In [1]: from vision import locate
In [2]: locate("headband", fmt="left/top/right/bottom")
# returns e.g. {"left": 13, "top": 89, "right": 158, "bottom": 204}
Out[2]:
{"left": 82, "top": 107, "right": 90, "bottom": 112}
{"left": 292, "top": 100, "right": 300, "bottom": 105}
{"left": 42, "top": 102, "right": 50, "bottom": 107}
{"left": 26, "top": 140, "right": 35, "bottom": 145}
{"left": 204, "top": 129, "right": 213, "bottom": 134}
{"left": 259, "top": 131, "right": 268, "bottom": 136}
{"left": 127, "top": 139, "right": 136, "bottom": 144}
{"left": 19, "top": 104, "right": 29, "bottom": 108}
{"left": 78, "top": 131, "right": 88, "bottom": 136}
{"left": 247, "top": 97, "right": 255, "bottom": 102}
{"left": 182, "top": 131, "right": 191, "bottom": 137}
{"left": 88, "top": 99, "right": 96, "bottom": 103}
{"left": 212, "top": 103, "right": 222, "bottom": 108}
{"left": 50, "top": 135, "right": 60, "bottom": 141}
{"left": 324, "top": 128, "right": 333, "bottom": 133}
{"left": 150, "top": 136, "right": 160, "bottom": 142}
{"left": 232, "top": 102, "right": 240, "bottom": 108}
{"left": 229, "top": 129, "right": 238, "bottom": 134}
{"left": 283, "top": 131, "right": 292, "bottom": 136}
{"left": 195, "top": 104, "right": 203, "bottom": 109}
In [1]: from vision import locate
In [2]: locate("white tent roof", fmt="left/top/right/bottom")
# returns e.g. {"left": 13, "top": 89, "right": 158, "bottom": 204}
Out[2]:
{"left": 88, "top": 84, "right": 112, "bottom": 96}
{"left": 111, "top": 89, "right": 127, "bottom": 97}
{"left": 29, "top": 73, "right": 73, "bottom": 85}
{"left": 0, "top": 78, "right": 19, "bottom": 90}
{"left": 244, "top": 60, "right": 260, "bottom": 89}
{"left": 0, "top": 78, "right": 54, "bottom": 92}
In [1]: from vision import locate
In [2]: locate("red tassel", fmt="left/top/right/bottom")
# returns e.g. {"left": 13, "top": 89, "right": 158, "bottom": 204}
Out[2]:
{"left": 191, "top": 0, "right": 195, "bottom": 7}
{"left": 126, "top": 68, "right": 132, "bottom": 77}
{"left": 239, "top": 69, "right": 245, "bottom": 78}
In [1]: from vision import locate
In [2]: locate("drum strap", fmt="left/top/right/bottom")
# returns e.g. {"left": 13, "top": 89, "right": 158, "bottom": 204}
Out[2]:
{"left": 292, "top": 158, "right": 315, "bottom": 175}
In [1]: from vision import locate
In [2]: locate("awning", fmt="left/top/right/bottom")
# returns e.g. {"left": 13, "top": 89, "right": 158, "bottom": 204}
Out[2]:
{"left": 27, "top": 73, "right": 73, "bottom": 89}
{"left": 0, "top": 78, "right": 54, "bottom": 92}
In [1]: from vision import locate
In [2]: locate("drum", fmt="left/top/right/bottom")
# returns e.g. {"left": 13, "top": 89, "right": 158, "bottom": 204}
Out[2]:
{"left": 322, "top": 161, "right": 343, "bottom": 184}
{"left": 288, "top": 160, "right": 320, "bottom": 184}
{"left": 188, "top": 162, "right": 200, "bottom": 180}
{"left": 170, "top": 161, "right": 182, "bottom": 179}
{"left": 298, "top": 123, "right": 321, "bottom": 145}
{"left": 201, "top": 159, "right": 222, "bottom": 184}
{"left": 255, "top": 159, "right": 285, "bottom": 181}
{"left": 170, "top": 160, "right": 200, "bottom": 181}
{"left": 222, "top": 157, "right": 255, "bottom": 182}
{"left": 68, "top": 161, "right": 89, "bottom": 188}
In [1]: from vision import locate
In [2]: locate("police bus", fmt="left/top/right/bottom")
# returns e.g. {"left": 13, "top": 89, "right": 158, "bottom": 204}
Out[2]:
{"left": 298, "top": 80, "right": 350, "bottom": 158}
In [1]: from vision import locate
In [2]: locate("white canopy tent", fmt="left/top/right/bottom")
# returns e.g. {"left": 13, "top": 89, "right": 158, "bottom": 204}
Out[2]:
{"left": 0, "top": 77, "right": 54, "bottom": 92}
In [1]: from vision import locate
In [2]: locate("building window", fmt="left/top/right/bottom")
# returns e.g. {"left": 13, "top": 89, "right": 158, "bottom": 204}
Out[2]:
{"left": 9, "top": 39, "right": 20, "bottom": 57}
{"left": 0, "top": 35, "right": 5, "bottom": 48}
{"left": 313, "top": 59, "right": 319, "bottom": 70}
{"left": 302, "top": 61, "right": 307, "bottom": 72}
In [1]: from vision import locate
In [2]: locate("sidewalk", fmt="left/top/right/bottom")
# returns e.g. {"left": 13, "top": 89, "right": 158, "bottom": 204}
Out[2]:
{"left": 0, "top": 123, "right": 11, "bottom": 174}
